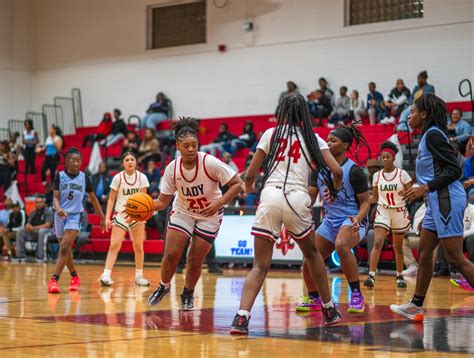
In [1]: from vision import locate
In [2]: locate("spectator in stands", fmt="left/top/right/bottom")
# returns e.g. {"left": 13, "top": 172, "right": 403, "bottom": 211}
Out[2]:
{"left": 137, "top": 128, "right": 161, "bottom": 167}
{"left": 397, "top": 70, "right": 435, "bottom": 131}
{"left": 23, "top": 119, "right": 39, "bottom": 174}
{"left": 318, "top": 77, "right": 335, "bottom": 105}
{"left": 72, "top": 213, "right": 91, "bottom": 259}
{"left": 228, "top": 121, "right": 256, "bottom": 156}
{"left": 82, "top": 112, "right": 113, "bottom": 148}
{"left": 9, "top": 131, "right": 22, "bottom": 157}
{"left": 277, "top": 81, "right": 299, "bottom": 107}
{"left": 141, "top": 92, "right": 172, "bottom": 129}
{"left": 328, "top": 86, "right": 351, "bottom": 128}
{"left": 451, "top": 142, "right": 466, "bottom": 173}
{"left": 44, "top": 182, "right": 54, "bottom": 207}
{"left": 1, "top": 201, "right": 25, "bottom": 260}
{"left": 122, "top": 131, "right": 141, "bottom": 157}
{"left": 381, "top": 79, "right": 411, "bottom": 124}
{"left": 200, "top": 123, "right": 236, "bottom": 156}
{"left": 102, "top": 109, "right": 127, "bottom": 147}
{"left": 349, "top": 90, "right": 366, "bottom": 123}
{"left": 92, "top": 162, "right": 112, "bottom": 207}
{"left": 222, "top": 152, "right": 238, "bottom": 172}
{"left": 464, "top": 140, "right": 474, "bottom": 184}
{"left": 14, "top": 196, "right": 53, "bottom": 262}
{"left": 145, "top": 160, "right": 161, "bottom": 193}
{"left": 0, "top": 197, "right": 13, "bottom": 233}
{"left": 38, "top": 126, "right": 63, "bottom": 185}
{"left": 307, "top": 89, "right": 333, "bottom": 127}
{"left": 367, "top": 82, "right": 384, "bottom": 125}
{"left": 0, "top": 142, "right": 15, "bottom": 193}
{"left": 448, "top": 108, "right": 471, "bottom": 154}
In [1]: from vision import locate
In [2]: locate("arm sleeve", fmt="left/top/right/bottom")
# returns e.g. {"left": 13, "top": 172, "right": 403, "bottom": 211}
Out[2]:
{"left": 110, "top": 174, "right": 120, "bottom": 191}
{"left": 349, "top": 165, "right": 369, "bottom": 194}
{"left": 208, "top": 155, "right": 236, "bottom": 186}
{"left": 400, "top": 169, "right": 413, "bottom": 185}
{"left": 53, "top": 173, "right": 60, "bottom": 190}
{"left": 85, "top": 175, "right": 93, "bottom": 193}
{"left": 160, "top": 162, "right": 177, "bottom": 195}
{"left": 256, "top": 129, "right": 272, "bottom": 154}
{"left": 425, "top": 130, "right": 463, "bottom": 192}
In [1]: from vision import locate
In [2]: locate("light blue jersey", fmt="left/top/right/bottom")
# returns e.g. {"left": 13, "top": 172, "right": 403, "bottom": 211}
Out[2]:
{"left": 58, "top": 171, "right": 87, "bottom": 214}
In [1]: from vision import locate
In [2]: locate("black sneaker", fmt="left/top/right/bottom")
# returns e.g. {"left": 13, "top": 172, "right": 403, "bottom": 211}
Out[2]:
{"left": 364, "top": 275, "right": 375, "bottom": 289}
{"left": 208, "top": 265, "right": 224, "bottom": 275}
{"left": 147, "top": 284, "right": 171, "bottom": 306}
{"left": 230, "top": 313, "right": 250, "bottom": 334}
{"left": 180, "top": 294, "right": 194, "bottom": 311}
{"left": 176, "top": 266, "right": 184, "bottom": 274}
{"left": 322, "top": 305, "right": 342, "bottom": 326}
{"left": 396, "top": 275, "right": 407, "bottom": 288}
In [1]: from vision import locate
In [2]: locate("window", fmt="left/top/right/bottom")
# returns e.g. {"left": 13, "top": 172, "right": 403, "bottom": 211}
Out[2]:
{"left": 345, "top": 0, "right": 423, "bottom": 26}
{"left": 147, "top": 1, "right": 206, "bottom": 49}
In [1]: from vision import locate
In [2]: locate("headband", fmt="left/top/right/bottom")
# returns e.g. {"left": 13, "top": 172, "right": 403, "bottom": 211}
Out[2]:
{"left": 330, "top": 127, "right": 353, "bottom": 146}
{"left": 381, "top": 147, "right": 397, "bottom": 157}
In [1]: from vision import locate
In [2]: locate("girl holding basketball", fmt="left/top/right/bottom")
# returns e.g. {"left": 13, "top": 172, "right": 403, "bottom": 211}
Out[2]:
{"left": 364, "top": 141, "right": 413, "bottom": 289}
{"left": 147, "top": 117, "right": 242, "bottom": 310}
{"left": 98, "top": 152, "right": 151, "bottom": 286}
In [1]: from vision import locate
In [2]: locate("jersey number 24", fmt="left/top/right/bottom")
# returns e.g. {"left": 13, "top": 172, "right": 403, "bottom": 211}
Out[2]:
{"left": 275, "top": 139, "right": 301, "bottom": 163}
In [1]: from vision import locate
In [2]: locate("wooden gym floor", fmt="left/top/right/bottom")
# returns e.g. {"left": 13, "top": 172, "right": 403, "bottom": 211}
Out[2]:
{"left": 0, "top": 262, "right": 473, "bottom": 357}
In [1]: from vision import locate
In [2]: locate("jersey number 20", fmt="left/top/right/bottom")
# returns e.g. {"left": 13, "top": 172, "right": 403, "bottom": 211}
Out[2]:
{"left": 275, "top": 139, "right": 301, "bottom": 163}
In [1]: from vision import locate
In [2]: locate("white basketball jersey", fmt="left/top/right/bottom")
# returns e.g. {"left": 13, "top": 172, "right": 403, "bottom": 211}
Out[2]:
{"left": 160, "top": 152, "right": 236, "bottom": 219}
{"left": 257, "top": 126, "right": 329, "bottom": 191}
{"left": 373, "top": 168, "right": 412, "bottom": 208}
{"left": 110, "top": 170, "right": 150, "bottom": 213}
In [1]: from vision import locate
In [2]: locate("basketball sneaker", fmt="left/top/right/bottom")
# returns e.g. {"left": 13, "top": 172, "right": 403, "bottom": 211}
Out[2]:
{"left": 295, "top": 295, "right": 322, "bottom": 312}
{"left": 180, "top": 293, "right": 194, "bottom": 311}
{"left": 390, "top": 302, "right": 424, "bottom": 322}
{"left": 48, "top": 278, "right": 61, "bottom": 294}
{"left": 230, "top": 313, "right": 250, "bottom": 335}
{"left": 396, "top": 275, "right": 407, "bottom": 288}
{"left": 363, "top": 274, "right": 375, "bottom": 289}
{"left": 147, "top": 284, "right": 171, "bottom": 306}
{"left": 98, "top": 274, "right": 114, "bottom": 287}
{"left": 134, "top": 276, "right": 151, "bottom": 286}
{"left": 347, "top": 290, "right": 365, "bottom": 313}
{"left": 322, "top": 305, "right": 342, "bottom": 325}
{"left": 450, "top": 277, "right": 474, "bottom": 292}
{"left": 69, "top": 276, "right": 80, "bottom": 291}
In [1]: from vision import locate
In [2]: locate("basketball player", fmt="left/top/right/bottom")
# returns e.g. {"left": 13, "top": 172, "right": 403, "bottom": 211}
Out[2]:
{"left": 296, "top": 124, "right": 370, "bottom": 315}
{"left": 391, "top": 94, "right": 474, "bottom": 321}
{"left": 231, "top": 94, "right": 344, "bottom": 334}
{"left": 147, "top": 117, "right": 242, "bottom": 310}
{"left": 364, "top": 141, "right": 413, "bottom": 289}
{"left": 98, "top": 152, "right": 151, "bottom": 286}
{"left": 48, "top": 148, "right": 106, "bottom": 293}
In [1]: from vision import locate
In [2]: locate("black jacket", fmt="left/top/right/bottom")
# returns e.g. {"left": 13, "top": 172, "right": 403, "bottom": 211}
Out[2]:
{"left": 92, "top": 173, "right": 113, "bottom": 197}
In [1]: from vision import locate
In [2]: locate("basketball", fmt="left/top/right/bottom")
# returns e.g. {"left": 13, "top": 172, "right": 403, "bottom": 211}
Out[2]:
{"left": 124, "top": 192, "right": 155, "bottom": 222}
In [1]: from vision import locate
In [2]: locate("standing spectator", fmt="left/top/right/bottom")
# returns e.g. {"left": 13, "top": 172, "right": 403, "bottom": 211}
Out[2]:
{"left": 82, "top": 112, "right": 113, "bottom": 147}
{"left": 397, "top": 70, "right": 435, "bottom": 131}
{"left": 0, "top": 142, "right": 15, "bottom": 193}
{"left": 328, "top": 86, "right": 351, "bottom": 127}
{"left": 201, "top": 123, "right": 236, "bottom": 156}
{"left": 222, "top": 152, "right": 239, "bottom": 172}
{"left": 102, "top": 109, "right": 127, "bottom": 147}
{"left": 92, "top": 162, "right": 112, "bottom": 207}
{"left": 9, "top": 132, "right": 22, "bottom": 157}
{"left": 228, "top": 121, "right": 257, "bottom": 156}
{"left": 367, "top": 82, "right": 384, "bottom": 125}
{"left": 14, "top": 196, "right": 53, "bottom": 262}
{"left": 137, "top": 128, "right": 161, "bottom": 167}
{"left": 23, "top": 119, "right": 39, "bottom": 174}
{"left": 122, "top": 131, "right": 141, "bottom": 157}
{"left": 1, "top": 201, "right": 25, "bottom": 260}
{"left": 307, "top": 90, "right": 333, "bottom": 127}
{"left": 318, "top": 77, "right": 335, "bottom": 105}
{"left": 38, "top": 126, "right": 63, "bottom": 185}
{"left": 277, "top": 81, "right": 299, "bottom": 107}
{"left": 448, "top": 108, "right": 471, "bottom": 154}
{"left": 141, "top": 92, "right": 172, "bottom": 129}
{"left": 349, "top": 90, "right": 366, "bottom": 123}
{"left": 381, "top": 79, "right": 411, "bottom": 124}
{"left": 145, "top": 160, "right": 162, "bottom": 193}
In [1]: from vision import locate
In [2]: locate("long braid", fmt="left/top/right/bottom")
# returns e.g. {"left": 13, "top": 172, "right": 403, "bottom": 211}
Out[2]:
{"left": 414, "top": 94, "right": 448, "bottom": 133}
{"left": 332, "top": 120, "right": 370, "bottom": 165}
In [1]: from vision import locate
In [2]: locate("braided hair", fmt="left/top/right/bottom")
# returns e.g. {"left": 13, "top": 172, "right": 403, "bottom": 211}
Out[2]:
{"left": 262, "top": 93, "right": 336, "bottom": 213}
{"left": 171, "top": 117, "right": 200, "bottom": 141}
{"left": 414, "top": 93, "right": 448, "bottom": 133}
{"left": 329, "top": 120, "right": 369, "bottom": 164}
{"left": 65, "top": 146, "right": 81, "bottom": 159}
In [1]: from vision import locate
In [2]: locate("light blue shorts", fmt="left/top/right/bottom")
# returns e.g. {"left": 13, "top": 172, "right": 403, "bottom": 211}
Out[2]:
{"left": 54, "top": 213, "right": 82, "bottom": 238}
{"left": 316, "top": 216, "right": 368, "bottom": 244}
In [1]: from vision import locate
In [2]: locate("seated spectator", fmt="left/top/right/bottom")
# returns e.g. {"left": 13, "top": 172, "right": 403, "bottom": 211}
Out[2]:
{"left": 141, "top": 92, "right": 172, "bottom": 129}
{"left": 145, "top": 160, "right": 161, "bottom": 193}
{"left": 328, "top": 86, "right": 351, "bottom": 127}
{"left": 14, "top": 196, "right": 53, "bottom": 262}
{"left": 201, "top": 123, "right": 236, "bottom": 156}
{"left": 23, "top": 119, "right": 39, "bottom": 174}
{"left": 137, "top": 128, "right": 161, "bottom": 168}
{"left": 38, "top": 126, "right": 63, "bottom": 185}
{"left": 1, "top": 201, "right": 25, "bottom": 260}
{"left": 277, "top": 81, "right": 299, "bottom": 108}
{"left": 228, "top": 121, "right": 256, "bottom": 156}
{"left": 397, "top": 70, "right": 435, "bottom": 131}
{"left": 448, "top": 108, "right": 471, "bottom": 154}
{"left": 102, "top": 109, "right": 127, "bottom": 147}
{"left": 381, "top": 79, "right": 411, "bottom": 124}
{"left": 82, "top": 112, "right": 113, "bottom": 147}
{"left": 44, "top": 182, "right": 54, "bottom": 207}
{"left": 0, "top": 142, "right": 15, "bottom": 193}
{"left": 318, "top": 77, "right": 335, "bottom": 105}
{"left": 92, "top": 162, "right": 112, "bottom": 207}
{"left": 451, "top": 142, "right": 466, "bottom": 174}
{"left": 367, "top": 82, "right": 384, "bottom": 125}
{"left": 464, "top": 141, "right": 474, "bottom": 185}
{"left": 222, "top": 152, "right": 238, "bottom": 172}
{"left": 349, "top": 90, "right": 366, "bottom": 124}
{"left": 122, "top": 131, "right": 141, "bottom": 157}
{"left": 0, "top": 197, "right": 13, "bottom": 231}
{"left": 72, "top": 213, "right": 91, "bottom": 259}
{"left": 307, "top": 90, "right": 333, "bottom": 127}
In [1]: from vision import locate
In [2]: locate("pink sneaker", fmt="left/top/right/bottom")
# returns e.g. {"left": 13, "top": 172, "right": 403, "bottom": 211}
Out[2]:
{"left": 450, "top": 277, "right": 474, "bottom": 292}
{"left": 347, "top": 290, "right": 365, "bottom": 313}
{"left": 295, "top": 296, "right": 322, "bottom": 312}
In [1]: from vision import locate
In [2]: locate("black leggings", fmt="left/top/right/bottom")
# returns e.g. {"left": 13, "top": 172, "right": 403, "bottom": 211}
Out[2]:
{"left": 41, "top": 155, "right": 58, "bottom": 182}
{"left": 23, "top": 147, "right": 36, "bottom": 174}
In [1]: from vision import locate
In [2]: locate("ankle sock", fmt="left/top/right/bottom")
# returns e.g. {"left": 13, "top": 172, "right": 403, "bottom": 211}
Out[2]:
{"left": 135, "top": 269, "right": 143, "bottom": 278}
{"left": 322, "top": 300, "right": 334, "bottom": 309}
{"left": 52, "top": 275, "right": 60, "bottom": 281}
{"left": 308, "top": 291, "right": 320, "bottom": 299}
{"left": 237, "top": 310, "right": 250, "bottom": 319}
{"left": 349, "top": 280, "right": 361, "bottom": 292}
{"left": 182, "top": 287, "right": 194, "bottom": 296}
{"left": 411, "top": 294, "right": 425, "bottom": 307}
{"left": 103, "top": 269, "right": 112, "bottom": 277}
{"left": 369, "top": 271, "right": 376, "bottom": 278}
{"left": 70, "top": 271, "right": 78, "bottom": 277}
{"left": 160, "top": 281, "right": 171, "bottom": 289}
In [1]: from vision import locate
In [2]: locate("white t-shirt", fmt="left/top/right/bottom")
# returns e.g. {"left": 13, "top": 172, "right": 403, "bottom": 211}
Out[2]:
{"left": 373, "top": 168, "right": 412, "bottom": 208}
{"left": 257, "top": 126, "right": 329, "bottom": 191}
{"left": 110, "top": 170, "right": 150, "bottom": 213}
{"left": 160, "top": 152, "right": 236, "bottom": 219}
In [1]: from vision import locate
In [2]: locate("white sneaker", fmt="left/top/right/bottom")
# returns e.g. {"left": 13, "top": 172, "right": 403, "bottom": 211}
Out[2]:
{"left": 390, "top": 301, "right": 424, "bottom": 321}
{"left": 380, "top": 117, "right": 389, "bottom": 124}
{"left": 388, "top": 116, "right": 396, "bottom": 124}
{"left": 402, "top": 264, "right": 418, "bottom": 276}
{"left": 135, "top": 276, "right": 151, "bottom": 286}
{"left": 99, "top": 274, "right": 114, "bottom": 286}
{"left": 327, "top": 123, "right": 335, "bottom": 128}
